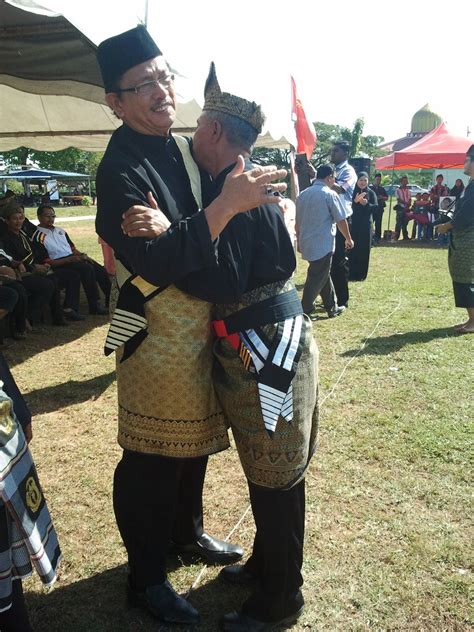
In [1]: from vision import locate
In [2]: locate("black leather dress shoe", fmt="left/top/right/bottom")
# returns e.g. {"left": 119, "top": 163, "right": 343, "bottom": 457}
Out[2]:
{"left": 219, "top": 606, "right": 304, "bottom": 631}
{"left": 219, "top": 565, "right": 258, "bottom": 585}
{"left": 172, "top": 532, "right": 243, "bottom": 565}
{"left": 127, "top": 578, "right": 200, "bottom": 626}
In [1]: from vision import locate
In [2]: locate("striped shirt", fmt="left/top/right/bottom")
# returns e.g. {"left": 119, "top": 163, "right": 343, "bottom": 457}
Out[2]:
{"left": 396, "top": 186, "right": 411, "bottom": 208}
{"left": 335, "top": 160, "right": 357, "bottom": 217}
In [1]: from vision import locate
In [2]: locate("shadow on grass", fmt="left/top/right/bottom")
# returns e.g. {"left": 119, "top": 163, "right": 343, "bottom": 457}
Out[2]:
{"left": 24, "top": 371, "right": 116, "bottom": 414}
{"left": 26, "top": 563, "right": 250, "bottom": 632}
{"left": 4, "top": 314, "right": 109, "bottom": 370}
{"left": 341, "top": 326, "right": 459, "bottom": 357}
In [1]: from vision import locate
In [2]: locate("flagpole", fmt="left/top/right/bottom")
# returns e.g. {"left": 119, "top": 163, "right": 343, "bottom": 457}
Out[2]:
{"left": 387, "top": 167, "right": 395, "bottom": 233}
{"left": 289, "top": 148, "right": 299, "bottom": 202}
{"left": 144, "top": 0, "right": 149, "bottom": 27}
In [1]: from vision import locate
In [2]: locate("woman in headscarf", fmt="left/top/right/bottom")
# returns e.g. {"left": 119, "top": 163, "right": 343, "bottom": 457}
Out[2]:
{"left": 348, "top": 172, "right": 378, "bottom": 281}
{"left": 437, "top": 146, "right": 474, "bottom": 333}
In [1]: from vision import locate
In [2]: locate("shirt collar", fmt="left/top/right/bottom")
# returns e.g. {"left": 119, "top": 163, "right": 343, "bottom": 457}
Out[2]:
{"left": 122, "top": 123, "right": 172, "bottom": 151}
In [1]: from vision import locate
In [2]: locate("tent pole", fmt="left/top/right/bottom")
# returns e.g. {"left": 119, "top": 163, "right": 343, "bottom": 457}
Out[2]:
{"left": 387, "top": 168, "right": 395, "bottom": 231}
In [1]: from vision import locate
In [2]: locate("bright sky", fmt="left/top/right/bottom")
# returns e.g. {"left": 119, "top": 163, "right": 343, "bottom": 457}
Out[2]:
{"left": 43, "top": 0, "right": 473, "bottom": 144}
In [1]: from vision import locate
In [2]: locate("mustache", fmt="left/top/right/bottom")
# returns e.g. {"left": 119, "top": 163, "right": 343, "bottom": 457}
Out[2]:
{"left": 151, "top": 99, "right": 174, "bottom": 111}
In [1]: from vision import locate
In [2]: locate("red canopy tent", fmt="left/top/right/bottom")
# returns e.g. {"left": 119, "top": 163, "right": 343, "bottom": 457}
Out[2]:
{"left": 376, "top": 122, "right": 472, "bottom": 170}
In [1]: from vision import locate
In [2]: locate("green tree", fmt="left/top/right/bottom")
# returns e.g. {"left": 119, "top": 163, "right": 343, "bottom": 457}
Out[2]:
{"left": 2, "top": 147, "right": 103, "bottom": 177}
{"left": 310, "top": 119, "right": 386, "bottom": 165}
{"left": 310, "top": 122, "right": 352, "bottom": 165}
{"left": 4, "top": 179, "right": 23, "bottom": 195}
{"left": 350, "top": 117, "right": 365, "bottom": 158}
{"left": 251, "top": 148, "right": 291, "bottom": 187}
{"left": 360, "top": 134, "right": 386, "bottom": 159}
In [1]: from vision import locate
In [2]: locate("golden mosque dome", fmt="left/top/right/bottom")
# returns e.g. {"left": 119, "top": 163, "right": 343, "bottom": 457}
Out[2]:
{"left": 410, "top": 103, "right": 442, "bottom": 134}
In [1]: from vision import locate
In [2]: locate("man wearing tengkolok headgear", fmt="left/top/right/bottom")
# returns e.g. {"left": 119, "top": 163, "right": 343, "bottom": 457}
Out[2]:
{"left": 125, "top": 62, "right": 319, "bottom": 631}
{"left": 95, "top": 26, "right": 287, "bottom": 627}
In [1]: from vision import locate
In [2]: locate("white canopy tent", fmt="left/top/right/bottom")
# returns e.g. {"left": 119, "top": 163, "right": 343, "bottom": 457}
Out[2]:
{"left": 0, "top": 0, "right": 293, "bottom": 152}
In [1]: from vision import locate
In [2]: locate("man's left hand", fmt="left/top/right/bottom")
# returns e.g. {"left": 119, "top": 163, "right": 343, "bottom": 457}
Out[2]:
{"left": 122, "top": 191, "right": 171, "bottom": 237}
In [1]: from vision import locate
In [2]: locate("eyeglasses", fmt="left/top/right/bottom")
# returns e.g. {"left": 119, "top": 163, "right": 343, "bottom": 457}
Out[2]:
{"left": 116, "top": 74, "right": 175, "bottom": 97}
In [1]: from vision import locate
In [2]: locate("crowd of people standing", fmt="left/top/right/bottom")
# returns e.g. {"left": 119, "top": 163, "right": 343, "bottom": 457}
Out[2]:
{"left": 295, "top": 148, "right": 472, "bottom": 330}
{"left": 391, "top": 173, "right": 461, "bottom": 242}
{"left": 296, "top": 140, "right": 379, "bottom": 321}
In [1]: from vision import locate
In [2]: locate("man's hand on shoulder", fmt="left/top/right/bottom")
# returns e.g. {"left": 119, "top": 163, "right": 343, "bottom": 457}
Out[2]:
{"left": 121, "top": 191, "right": 171, "bottom": 238}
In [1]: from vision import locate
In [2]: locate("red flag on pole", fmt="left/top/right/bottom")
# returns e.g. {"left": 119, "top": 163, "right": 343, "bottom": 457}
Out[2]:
{"left": 291, "top": 76, "right": 316, "bottom": 160}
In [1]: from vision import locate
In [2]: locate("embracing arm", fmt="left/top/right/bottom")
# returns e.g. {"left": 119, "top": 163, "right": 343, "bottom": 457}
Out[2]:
{"left": 96, "top": 162, "right": 217, "bottom": 287}
{"left": 99, "top": 158, "right": 287, "bottom": 288}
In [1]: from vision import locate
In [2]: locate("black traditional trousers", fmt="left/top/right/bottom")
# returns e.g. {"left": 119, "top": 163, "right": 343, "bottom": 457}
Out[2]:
{"left": 113, "top": 450, "right": 207, "bottom": 587}
{"left": 330, "top": 227, "right": 350, "bottom": 307}
{"left": 241, "top": 479, "right": 305, "bottom": 622}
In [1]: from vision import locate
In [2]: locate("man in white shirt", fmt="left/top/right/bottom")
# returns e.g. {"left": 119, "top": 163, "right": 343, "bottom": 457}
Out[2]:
{"left": 296, "top": 164, "right": 353, "bottom": 319}
{"left": 33, "top": 205, "right": 110, "bottom": 316}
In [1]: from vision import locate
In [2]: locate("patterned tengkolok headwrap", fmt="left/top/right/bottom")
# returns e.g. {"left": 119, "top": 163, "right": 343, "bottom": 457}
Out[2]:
{"left": 202, "top": 62, "right": 265, "bottom": 134}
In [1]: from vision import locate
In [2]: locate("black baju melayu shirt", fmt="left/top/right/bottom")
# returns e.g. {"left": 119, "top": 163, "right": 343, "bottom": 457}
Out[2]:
{"left": 180, "top": 162, "right": 296, "bottom": 304}
{"left": 1, "top": 230, "right": 42, "bottom": 269}
{"left": 96, "top": 125, "right": 295, "bottom": 304}
{"left": 95, "top": 124, "right": 217, "bottom": 288}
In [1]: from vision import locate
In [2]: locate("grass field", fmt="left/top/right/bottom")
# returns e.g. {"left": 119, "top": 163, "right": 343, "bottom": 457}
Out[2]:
{"left": 5, "top": 220, "right": 472, "bottom": 631}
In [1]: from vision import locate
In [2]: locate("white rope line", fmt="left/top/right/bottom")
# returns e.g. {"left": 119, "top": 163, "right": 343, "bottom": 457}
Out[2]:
{"left": 187, "top": 296, "right": 402, "bottom": 596}
{"left": 225, "top": 504, "right": 253, "bottom": 542}
{"left": 319, "top": 295, "right": 402, "bottom": 409}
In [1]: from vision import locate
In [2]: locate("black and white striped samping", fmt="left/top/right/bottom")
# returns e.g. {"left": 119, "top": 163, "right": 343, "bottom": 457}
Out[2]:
{"left": 103, "top": 275, "right": 164, "bottom": 362}
{"left": 238, "top": 314, "right": 305, "bottom": 436}
{"left": 104, "top": 308, "right": 147, "bottom": 355}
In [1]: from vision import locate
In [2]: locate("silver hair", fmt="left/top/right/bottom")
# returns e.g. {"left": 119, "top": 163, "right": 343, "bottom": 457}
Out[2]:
{"left": 203, "top": 110, "right": 258, "bottom": 152}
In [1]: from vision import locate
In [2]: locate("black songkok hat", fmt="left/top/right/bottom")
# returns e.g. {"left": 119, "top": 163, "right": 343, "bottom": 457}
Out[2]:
{"left": 97, "top": 25, "right": 162, "bottom": 92}
{"left": 203, "top": 62, "right": 265, "bottom": 134}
